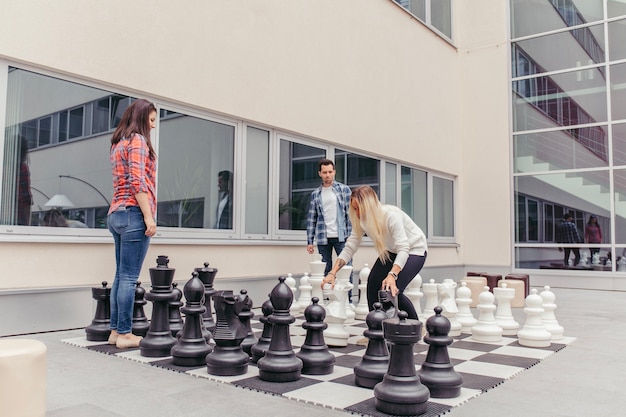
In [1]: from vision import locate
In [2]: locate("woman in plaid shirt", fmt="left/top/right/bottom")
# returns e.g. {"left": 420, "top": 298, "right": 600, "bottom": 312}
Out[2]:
{"left": 107, "top": 99, "right": 157, "bottom": 349}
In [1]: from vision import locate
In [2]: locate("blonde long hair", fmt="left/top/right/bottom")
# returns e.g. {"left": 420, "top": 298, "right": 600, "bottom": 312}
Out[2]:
{"left": 349, "top": 185, "right": 391, "bottom": 263}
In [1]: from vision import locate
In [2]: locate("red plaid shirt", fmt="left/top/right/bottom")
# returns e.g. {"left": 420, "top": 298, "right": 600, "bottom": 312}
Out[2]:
{"left": 108, "top": 134, "right": 156, "bottom": 218}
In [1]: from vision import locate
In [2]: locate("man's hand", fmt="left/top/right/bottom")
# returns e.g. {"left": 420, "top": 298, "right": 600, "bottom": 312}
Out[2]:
{"left": 307, "top": 244, "right": 314, "bottom": 254}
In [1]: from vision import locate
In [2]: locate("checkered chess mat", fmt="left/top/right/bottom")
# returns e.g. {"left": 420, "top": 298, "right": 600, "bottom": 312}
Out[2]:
{"left": 63, "top": 316, "right": 575, "bottom": 417}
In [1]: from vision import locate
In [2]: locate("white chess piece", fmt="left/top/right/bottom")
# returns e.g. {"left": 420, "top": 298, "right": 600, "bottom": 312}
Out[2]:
{"left": 404, "top": 273, "right": 423, "bottom": 318}
{"left": 322, "top": 282, "right": 350, "bottom": 347}
{"left": 285, "top": 273, "right": 301, "bottom": 315}
{"left": 517, "top": 289, "right": 552, "bottom": 348}
{"left": 336, "top": 266, "right": 355, "bottom": 324}
{"left": 308, "top": 255, "right": 326, "bottom": 304}
{"left": 540, "top": 286, "right": 564, "bottom": 341}
{"left": 493, "top": 283, "right": 519, "bottom": 336}
{"left": 455, "top": 282, "right": 476, "bottom": 333}
{"left": 592, "top": 252, "right": 601, "bottom": 265}
{"left": 422, "top": 279, "right": 439, "bottom": 320}
{"left": 618, "top": 257, "right": 626, "bottom": 272}
{"left": 471, "top": 286, "right": 503, "bottom": 342}
{"left": 438, "top": 279, "right": 461, "bottom": 337}
{"left": 295, "top": 273, "right": 313, "bottom": 311}
{"left": 355, "top": 264, "right": 371, "bottom": 320}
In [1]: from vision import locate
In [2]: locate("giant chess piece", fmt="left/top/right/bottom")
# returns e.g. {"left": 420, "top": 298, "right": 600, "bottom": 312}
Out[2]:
{"left": 540, "top": 286, "right": 564, "bottom": 341}
{"left": 296, "top": 297, "right": 335, "bottom": 375}
{"left": 308, "top": 255, "right": 326, "bottom": 306}
{"left": 206, "top": 290, "right": 249, "bottom": 376}
{"left": 438, "top": 279, "right": 462, "bottom": 337}
{"left": 250, "top": 297, "right": 273, "bottom": 364}
{"left": 417, "top": 307, "right": 463, "bottom": 398}
{"left": 336, "top": 266, "right": 355, "bottom": 324}
{"left": 354, "top": 302, "right": 390, "bottom": 388}
{"left": 455, "top": 282, "right": 477, "bottom": 333}
{"left": 132, "top": 281, "right": 150, "bottom": 337}
{"left": 374, "top": 311, "right": 430, "bottom": 416}
{"left": 517, "top": 289, "right": 552, "bottom": 348}
{"left": 471, "top": 286, "right": 503, "bottom": 342}
{"left": 258, "top": 276, "right": 303, "bottom": 382}
{"left": 85, "top": 281, "right": 111, "bottom": 342}
{"left": 404, "top": 273, "right": 424, "bottom": 318}
{"left": 354, "top": 264, "right": 371, "bottom": 320}
{"left": 195, "top": 262, "right": 217, "bottom": 336}
{"left": 322, "top": 281, "right": 350, "bottom": 347}
{"left": 140, "top": 256, "right": 177, "bottom": 357}
{"left": 493, "top": 283, "right": 519, "bottom": 336}
{"left": 168, "top": 282, "right": 184, "bottom": 337}
{"left": 171, "top": 272, "right": 213, "bottom": 366}
{"left": 285, "top": 273, "right": 302, "bottom": 315}
{"left": 238, "top": 289, "right": 257, "bottom": 356}
{"left": 295, "top": 273, "right": 313, "bottom": 312}
{"left": 422, "top": 279, "right": 439, "bottom": 320}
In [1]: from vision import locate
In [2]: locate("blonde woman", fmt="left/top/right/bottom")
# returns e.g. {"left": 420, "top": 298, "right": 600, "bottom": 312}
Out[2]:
{"left": 321, "top": 185, "right": 427, "bottom": 320}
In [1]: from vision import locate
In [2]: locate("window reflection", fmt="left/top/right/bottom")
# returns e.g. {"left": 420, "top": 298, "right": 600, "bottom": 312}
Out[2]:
{"left": 511, "top": 0, "right": 603, "bottom": 38}
{"left": 610, "top": 62, "right": 626, "bottom": 121}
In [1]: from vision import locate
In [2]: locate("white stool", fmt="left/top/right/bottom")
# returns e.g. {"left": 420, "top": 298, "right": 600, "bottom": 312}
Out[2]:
{"left": 498, "top": 279, "right": 525, "bottom": 308}
{"left": 0, "top": 339, "right": 47, "bottom": 417}
{"left": 460, "top": 277, "right": 487, "bottom": 308}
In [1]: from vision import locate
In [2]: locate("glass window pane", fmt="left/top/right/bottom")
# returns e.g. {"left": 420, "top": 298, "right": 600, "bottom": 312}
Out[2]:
{"left": 515, "top": 245, "right": 612, "bottom": 269}
{"left": 511, "top": 0, "right": 603, "bottom": 38}
{"left": 514, "top": 127, "right": 609, "bottom": 172}
{"left": 158, "top": 112, "right": 234, "bottom": 229}
{"left": 433, "top": 176, "right": 454, "bottom": 237}
{"left": 335, "top": 149, "right": 380, "bottom": 191}
{"left": 385, "top": 162, "right": 397, "bottom": 205}
{"left": 431, "top": 0, "right": 452, "bottom": 38}
{"left": 513, "top": 69, "right": 607, "bottom": 132}
{"left": 613, "top": 123, "right": 626, "bottom": 166}
{"left": 614, "top": 169, "right": 626, "bottom": 243}
{"left": 608, "top": 1, "right": 626, "bottom": 18}
{"left": 279, "top": 140, "right": 325, "bottom": 231}
{"left": 608, "top": 18, "right": 626, "bottom": 61}
{"left": 610, "top": 63, "right": 626, "bottom": 120}
{"left": 245, "top": 127, "right": 269, "bottom": 234}
{"left": 2, "top": 68, "right": 121, "bottom": 227}
{"left": 401, "top": 166, "right": 427, "bottom": 232}
{"left": 92, "top": 98, "right": 109, "bottom": 135}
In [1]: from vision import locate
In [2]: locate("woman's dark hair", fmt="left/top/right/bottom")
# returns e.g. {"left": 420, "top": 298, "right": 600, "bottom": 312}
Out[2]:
{"left": 587, "top": 215, "right": 599, "bottom": 227}
{"left": 110, "top": 98, "right": 157, "bottom": 159}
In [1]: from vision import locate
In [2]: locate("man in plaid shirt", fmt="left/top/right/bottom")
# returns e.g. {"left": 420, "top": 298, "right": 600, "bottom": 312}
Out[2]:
{"left": 556, "top": 213, "right": 582, "bottom": 266}
{"left": 306, "top": 159, "right": 353, "bottom": 297}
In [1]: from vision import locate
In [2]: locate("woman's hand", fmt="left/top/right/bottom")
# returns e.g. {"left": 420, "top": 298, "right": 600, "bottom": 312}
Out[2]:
{"left": 145, "top": 218, "right": 157, "bottom": 237}
{"left": 321, "top": 272, "right": 336, "bottom": 289}
{"left": 382, "top": 275, "right": 398, "bottom": 297}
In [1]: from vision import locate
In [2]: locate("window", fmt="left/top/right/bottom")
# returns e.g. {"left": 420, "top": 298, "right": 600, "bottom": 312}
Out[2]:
{"left": 394, "top": 0, "right": 453, "bottom": 41}
{"left": 432, "top": 176, "right": 454, "bottom": 238}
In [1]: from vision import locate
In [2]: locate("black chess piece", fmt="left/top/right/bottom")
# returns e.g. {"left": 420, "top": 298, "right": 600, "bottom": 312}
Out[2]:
{"left": 296, "top": 297, "right": 335, "bottom": 375}
{"left": 85, "top": 281, "right": 111, "bottom": 342}
{"left": 139, "top": 255, "right": 177, "bottom": 357}
{"left": 250, "top": 297, "right": 273, "bottom": 364}
{"left": 354, "top": 302, "right": 390, "bottom": 388}
{"left": 417, "top": 306, "right": 463, "bottom": 398}
{"left": 195, "top": 262, "right": 218, "bottom": 335}
{"left": 169, "top": 282, "right": 184, "bottom": 337}
{"left": 238, "top": 289, "right": 257, "bottom": 356}
{"left": 257, "top": 276, "right": 303, "bottom": 382}
{"left": 378, "top": 289, "right": 399, "bottom": 319}
{"left": 132, "top": 281, "right": 150, "bottom": 337}
{"left": 374, "top": 310, "right": 430, "bottom": 416}
{"left": 205, "top": 290, "right": 249, "bottom": 376}
{"left": 171, "top": 272, "right": 213, "bottom": 366}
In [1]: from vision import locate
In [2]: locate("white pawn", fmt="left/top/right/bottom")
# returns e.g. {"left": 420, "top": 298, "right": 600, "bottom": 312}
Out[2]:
{"left": 540, "top": 286, "right": 564, "bottom": 341}
{"left": 285, "top": 273, "right": 301, "bottom": 315}
{"left": 422, "top": 279, "right": 439, "bottom": 320}
{"left": 471, "top": 286, "right": 503, "bottom": 342}
{"left": 438, "top": 279, "right": 461, "bottom": 337}
{"left": 404, "top": 273, "right": 424, "bottom": 318}
{"left": 456, "top": 282, "right": 476, "bottom": 333}
{"left": 336, "top": 266, "right": 355, "bottom": 324}
{"left": 518, "top": 289, "right": 552, "bottom": 348}
{"left": 493, "top": 283, "right": 519, "bottom": 336}
{"left": 322, "top": 282, "right": 350, "bottom": 347}
{"left": 354, "top": 264, "right": 371, "bottom": 320}
{"left": 295, "top": 273, "right": 313, "bottom": 311}
{"left": 308, "top": 255, "right": 326, "bottom": 305}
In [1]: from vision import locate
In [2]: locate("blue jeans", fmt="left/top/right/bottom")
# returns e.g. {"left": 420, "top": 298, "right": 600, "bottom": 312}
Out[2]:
{"left": 318, "top": 238, "right": 353, "bottom": 301}
{"left": 108, "top": 206, "right": 150, "bottom": 334}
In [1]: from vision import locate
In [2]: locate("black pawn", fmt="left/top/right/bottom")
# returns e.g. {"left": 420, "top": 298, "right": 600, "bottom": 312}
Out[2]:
{"left": 132, "top": 281, "right": 150, "bottom": 337}
{"left": 195, "top": 262, "right": 218, "bottom": 335}
{"left": 257, "top": 276, "right": 303, "bottom": 382}
{"left": 354, "top": 302, "right": 390, "bottom": 388}
{"left": 417, "top": 306, "right": 463, "bottom": 398}
{"left": 85, "top": 281, "right": 111, "bottom": 342}
{"left": 374, "top": 311, "right": 430, "bottom": 416}
{"left": 238, "top": 289, "right": 257, "bottom": 356}
{"left": 205, "top": 290, "right": 249, "bottom": 376}
{"left": 168, "top": 282, "right": 184, "bottom": 337}
{"left": 250, "top": 297, "right": 273, "bottom": 364}
{"left": 171, "top": 272, "right": 213, "bottom": 366}
{"left": 140, "top": 255, "right": 177, "bottom": 357}
{"left": 296, "top": 297, "right": 335, "bottom": 375}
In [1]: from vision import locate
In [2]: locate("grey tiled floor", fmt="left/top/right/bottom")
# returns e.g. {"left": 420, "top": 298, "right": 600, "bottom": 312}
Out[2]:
{"left": 7, "top": 287, "right": 626, "bottom": 417}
